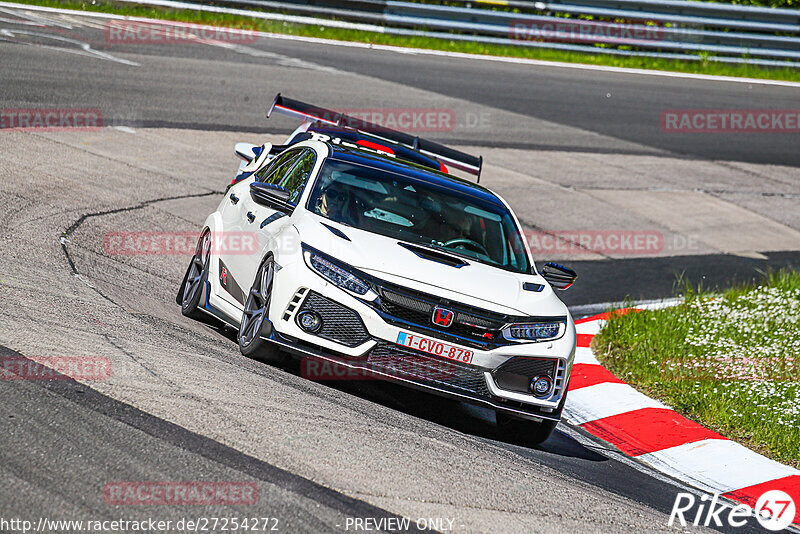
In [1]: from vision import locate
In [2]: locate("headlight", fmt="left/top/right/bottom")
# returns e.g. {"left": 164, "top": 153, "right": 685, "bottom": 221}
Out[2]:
{"left": 502, "top": 321, "right": 566, "bottom": 342}
{"left": 305, "top": 251, "right": 370, "bottom": 296}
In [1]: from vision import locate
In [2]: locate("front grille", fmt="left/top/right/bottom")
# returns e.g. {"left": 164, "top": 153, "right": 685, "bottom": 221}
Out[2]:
{"left": 383, "top": 290, "right": 431, "bottom": 314}
{"left": 381, "top": 300, "right": 430, "bottom": 325}
{"left": 380, "top": 286, "right": 506, "bottom": 329}
{"left": 367, "top": 342, "right": 490, "bottom": 397}
{"left": 298, "top": 291, "right": 370, "bottom": 347}
{"left": 372, "top": 282, "right": 509, "bottom": 349}
{"left": 492, "top": 357, "right": 560, "bottom": 396}
{"left": 455, "top": 311, "right": 497, "bottom": 329}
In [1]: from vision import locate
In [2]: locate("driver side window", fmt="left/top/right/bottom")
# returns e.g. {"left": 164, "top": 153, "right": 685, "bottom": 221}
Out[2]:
{"left": 256, "top": 148, "right": 316, "bottom": 205}
{"left": 257, "top": 149, "right": 302, "bottom": 185}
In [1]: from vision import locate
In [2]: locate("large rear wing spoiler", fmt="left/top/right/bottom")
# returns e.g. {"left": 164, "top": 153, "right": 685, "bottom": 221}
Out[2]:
{"left": 267, "top": 93, "right": 483, "bottom": 180}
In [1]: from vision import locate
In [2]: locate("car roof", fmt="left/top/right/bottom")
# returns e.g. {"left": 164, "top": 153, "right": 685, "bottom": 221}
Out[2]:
{"left": 303, "top": 123, "right": 445, "bottom": 171}
{"left": 325, "top": 143, "right": 504, "bottom": 209}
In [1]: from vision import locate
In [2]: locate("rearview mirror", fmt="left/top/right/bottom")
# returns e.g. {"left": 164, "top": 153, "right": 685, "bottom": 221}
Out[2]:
{"left": 250, "top": 182, "right": 292, "bottom": 212}
{"left": 540, "top": 262, "right": 577, "bottom": 290}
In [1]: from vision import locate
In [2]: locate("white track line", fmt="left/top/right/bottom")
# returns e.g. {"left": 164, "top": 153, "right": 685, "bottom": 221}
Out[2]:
{"left": 638, "top": 439, "right": 800, "bottom": 494}
{"left": 573, "top": 346, "right": 600, "bottom": 365}
{"left": 575, "top": 320, "right": 605, "bottom": 336}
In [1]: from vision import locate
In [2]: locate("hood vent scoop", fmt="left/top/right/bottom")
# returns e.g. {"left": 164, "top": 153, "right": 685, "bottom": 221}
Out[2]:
{"left": 397, "top": 242, "right": 469, "bottom": 268}
{"left": 321, "top": 223, "right": 351, "bottom": 241}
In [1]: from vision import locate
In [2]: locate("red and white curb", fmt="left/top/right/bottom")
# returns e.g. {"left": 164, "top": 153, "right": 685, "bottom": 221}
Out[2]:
{"left": 562, "top": 310, "right": 800, "bottom": 527}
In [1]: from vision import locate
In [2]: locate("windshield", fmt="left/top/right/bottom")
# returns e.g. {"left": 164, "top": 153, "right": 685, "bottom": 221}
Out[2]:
{"left": 307, "top": 159, "right": 531, "bottom": 274}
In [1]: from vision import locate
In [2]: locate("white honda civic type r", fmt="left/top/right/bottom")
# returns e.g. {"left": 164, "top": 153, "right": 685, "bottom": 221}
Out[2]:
{"left": 178, "top": 95, "right": 578, "bottom": 444}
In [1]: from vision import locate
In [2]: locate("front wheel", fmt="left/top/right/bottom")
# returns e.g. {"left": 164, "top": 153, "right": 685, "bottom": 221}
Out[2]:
{"left": 496, "top": 413, "right": 558, "bottom": 445}
{"left": 238, "top": 256, "right": 282, "bottom": 362}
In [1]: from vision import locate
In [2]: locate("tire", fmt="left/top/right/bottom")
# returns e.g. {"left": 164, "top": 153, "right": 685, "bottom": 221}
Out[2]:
{"left": 180, "top": 231, "right": 210, "bottom": 319}
{"left": 238, "top": 256, "right": 282, "bottom": 362}
{"left": 496, "top": 413, "right": 558, "bottom": 445}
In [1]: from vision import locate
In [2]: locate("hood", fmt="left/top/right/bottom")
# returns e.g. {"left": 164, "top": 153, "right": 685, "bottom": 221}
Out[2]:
{"left": 294, "top": 213, "right": 568, "bottom": 317}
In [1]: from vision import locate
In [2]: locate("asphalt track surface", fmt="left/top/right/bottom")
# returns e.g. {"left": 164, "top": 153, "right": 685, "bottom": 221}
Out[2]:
{"left": 1, "top": 5, "right": 799, "bottom": 533}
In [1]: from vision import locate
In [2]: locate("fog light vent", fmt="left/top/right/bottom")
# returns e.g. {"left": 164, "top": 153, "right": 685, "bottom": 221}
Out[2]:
{"left": 491, "top": 357, "right": 558, "bottom": 396}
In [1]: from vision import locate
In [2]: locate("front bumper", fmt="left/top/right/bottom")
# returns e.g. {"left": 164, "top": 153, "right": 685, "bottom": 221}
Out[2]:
{"left": 267, "top": 329, "right": 567, "bottom": 422}
{"left": 267, "top": 261, "right": 576, "bottom": 422}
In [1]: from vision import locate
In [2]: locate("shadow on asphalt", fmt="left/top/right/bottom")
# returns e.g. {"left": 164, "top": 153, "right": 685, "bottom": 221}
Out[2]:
{"left": 209, "top": 321, "right": 607, "bottom": 462}
{"left": 197, "top": 250, "right": 800, "bottom": 471}
{"left": 193, "top": 319, "right": 773, "bottom": 534}
{"left": 287, "top": 362, "right": 608, "bottom": 462}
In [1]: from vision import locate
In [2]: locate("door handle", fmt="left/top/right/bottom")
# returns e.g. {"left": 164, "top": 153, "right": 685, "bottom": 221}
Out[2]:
{"left": 246, "top": 211, "right": 256, "bottom": 223}
{"left": 230, "top": 194, "right": 239, "bottom": 204}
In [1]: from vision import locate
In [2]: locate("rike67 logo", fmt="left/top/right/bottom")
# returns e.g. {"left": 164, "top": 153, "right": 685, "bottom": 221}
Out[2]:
{"left": 755, "top": 491, "right": 797, "bottom": 531}
{"left": 669, "top": 490, "right": 796, "bottom": 531}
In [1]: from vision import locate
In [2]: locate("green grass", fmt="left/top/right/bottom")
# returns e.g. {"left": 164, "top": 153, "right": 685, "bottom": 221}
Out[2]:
{"left": 712, "top": 0, "right": 800, "bottom": 8}
{"left": 11, "top": 0, "right": 800, "bottom": 82}
{"left": 593, "top": 270, "right": 800, "bottom": 468}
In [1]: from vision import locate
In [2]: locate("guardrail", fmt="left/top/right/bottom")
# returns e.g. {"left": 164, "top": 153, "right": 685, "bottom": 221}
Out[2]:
{"left": 119, "top": 0, "right": 800, "bottom": 67}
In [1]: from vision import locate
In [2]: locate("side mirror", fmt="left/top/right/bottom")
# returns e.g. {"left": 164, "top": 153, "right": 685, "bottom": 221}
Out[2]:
{"left": 541, "top": 262, "right": 577, "bottom": 290}
{"left": 250, "top": 182, "right": 292, "bottom": 212}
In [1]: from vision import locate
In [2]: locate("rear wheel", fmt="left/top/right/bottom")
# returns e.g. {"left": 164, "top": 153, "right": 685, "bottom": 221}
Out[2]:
{"left": 238, "top": 256, "right": 282, "bottom": 362}
{"left": 180, "top": 231, "right": 210, "bottom": 319}
{"left": 496, "top": 413, "right": 558, "bottom": 445}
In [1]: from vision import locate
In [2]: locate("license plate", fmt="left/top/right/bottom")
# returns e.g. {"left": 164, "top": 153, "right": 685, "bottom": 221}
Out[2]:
{"left": 396, "top": 331, "right": 474, "bottom": 364}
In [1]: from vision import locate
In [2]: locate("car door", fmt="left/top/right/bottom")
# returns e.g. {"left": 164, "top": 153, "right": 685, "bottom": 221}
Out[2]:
{"left": 223, "top": 147, "right": 317, "bottom": 305}
{"left": 215, "top": 179, "right": 254, "bottom": 309}
{"left": 216, "top": 148, "right": 302, "bottom": 308}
